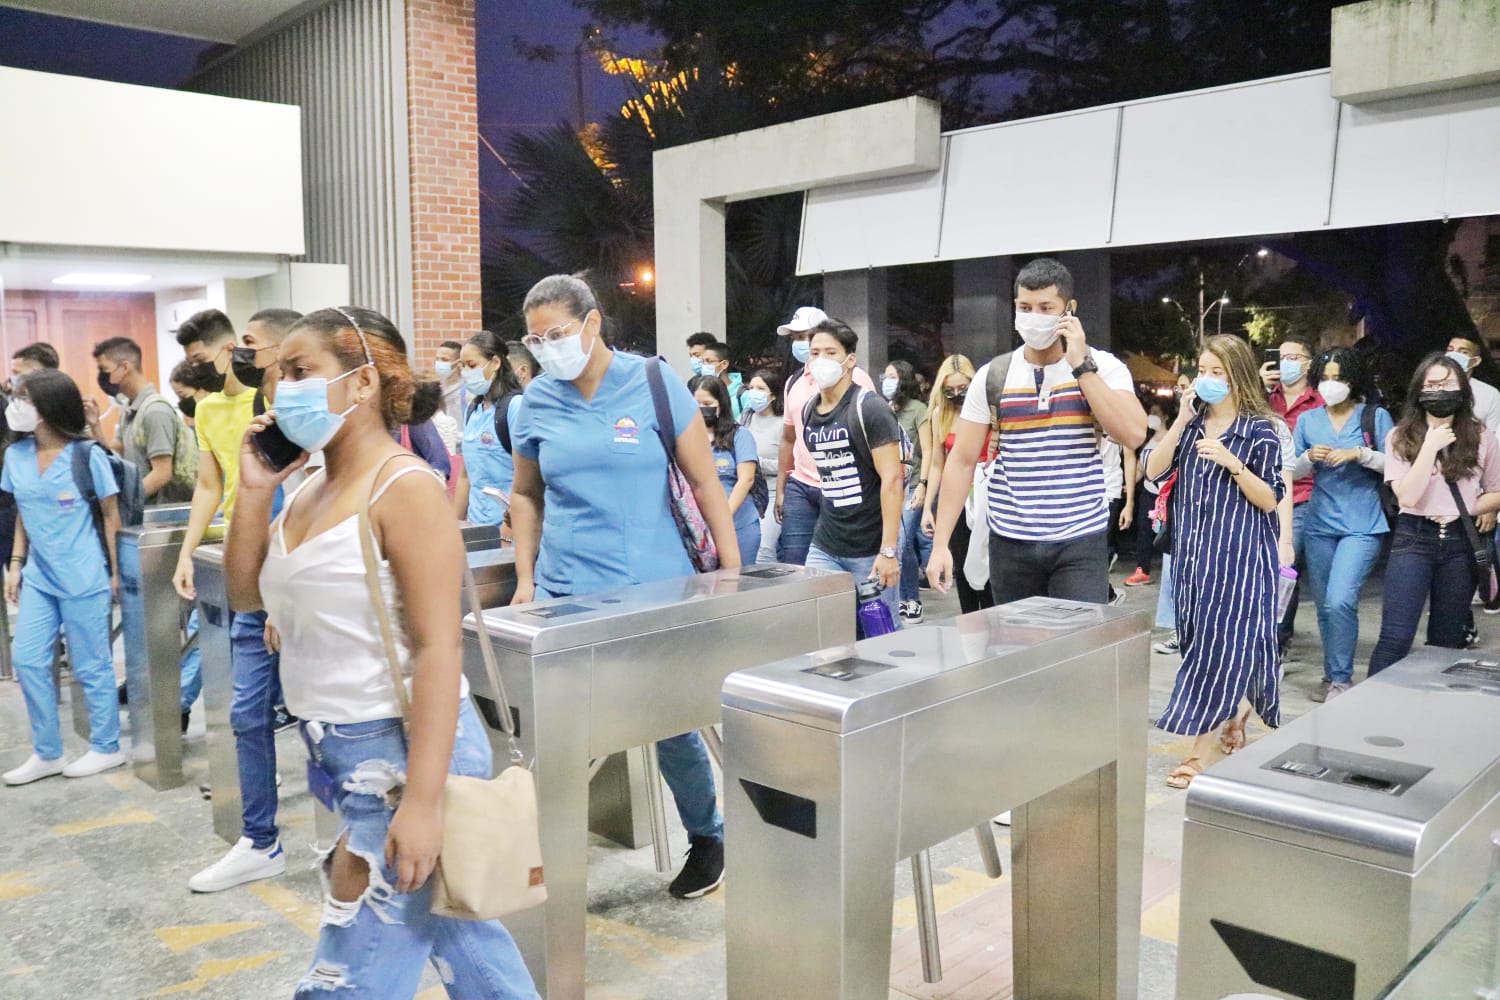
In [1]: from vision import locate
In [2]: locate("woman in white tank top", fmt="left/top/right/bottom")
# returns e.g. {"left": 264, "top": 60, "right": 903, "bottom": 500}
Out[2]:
{"left": 224, "top": 306, "right": 538, "bottom": 999}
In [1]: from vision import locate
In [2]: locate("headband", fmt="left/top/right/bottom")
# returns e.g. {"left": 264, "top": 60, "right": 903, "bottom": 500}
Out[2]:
{"left": 333, "top": 306, "right": 374, "bottom": 366}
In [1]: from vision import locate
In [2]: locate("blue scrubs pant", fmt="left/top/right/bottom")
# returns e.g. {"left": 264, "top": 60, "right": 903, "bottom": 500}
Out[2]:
{"left": 13, "top": 587, "right": 117, "bottom": 759}
{"left": 1303, "top": 532, "right": 1383, "bottom": 686}
{"left": 230, "top": 609, "right": 282, "bottom": 849}
{"left": 179, "top": 608, "right": 202, "bottom": 714}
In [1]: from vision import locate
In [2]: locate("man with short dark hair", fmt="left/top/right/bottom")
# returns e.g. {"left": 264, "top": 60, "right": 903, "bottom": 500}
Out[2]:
{"left": 90, "top": 337, "right": 194, "bottom": 503}
{"left": 686, "top": 331, "right": 716, "bottom": 362}
{"left": 699, "top": 341, "right": 748, "bottom": 419}
{"left": 436, "top": 338, "right": 465, "bottom": 424}
{"left": 1447, "top": 335, "right": 1500, "bottom": 436}
{"left": 11, "top": 342, "right": 59, "bottom": 379}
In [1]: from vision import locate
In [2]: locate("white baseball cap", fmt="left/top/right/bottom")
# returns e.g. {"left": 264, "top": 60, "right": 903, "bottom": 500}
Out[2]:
{"left": 776, "top": 306, "right": 829, "bottom": 337}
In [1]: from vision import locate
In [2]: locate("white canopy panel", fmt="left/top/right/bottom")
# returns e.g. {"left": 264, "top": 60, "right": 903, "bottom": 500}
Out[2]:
{"left": 798, "top": 70, "right": 1500, "bottom": 274}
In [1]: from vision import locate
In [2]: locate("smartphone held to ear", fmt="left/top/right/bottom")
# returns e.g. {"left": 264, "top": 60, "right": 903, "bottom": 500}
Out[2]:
{"left": 253, "top": 421, "right": 306, "bottom": 472}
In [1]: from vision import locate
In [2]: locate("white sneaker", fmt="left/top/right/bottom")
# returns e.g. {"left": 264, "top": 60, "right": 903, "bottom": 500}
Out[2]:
{"left": 62, "top": 750, "right": 127, "bottom": 778}
{"left": 3, "top": 754, "right": 65, "bottom": 786}
{"left": 188, "top": 837, "right": 286, "bottom": 893}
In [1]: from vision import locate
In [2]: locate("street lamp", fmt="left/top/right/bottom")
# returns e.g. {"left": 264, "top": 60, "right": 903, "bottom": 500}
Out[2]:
{"left": 1161, "top": 295, "right": 1229, "bottom": 339}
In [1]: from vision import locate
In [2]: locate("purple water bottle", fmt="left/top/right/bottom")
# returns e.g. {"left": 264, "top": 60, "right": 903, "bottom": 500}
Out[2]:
{"left": 1275, "top": 566, "right": 1298, "bottom": 621}
{"left": 855, "top": 580, "right": 897, "bottom": 640}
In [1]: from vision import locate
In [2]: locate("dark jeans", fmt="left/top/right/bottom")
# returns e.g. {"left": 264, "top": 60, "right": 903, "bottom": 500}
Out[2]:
{"left": 1369, "top": 516, "right": 1478, "bottom": 675}
{"left": 1107, "top": 496, "right": 1127, "bottom": 560}
{"left": 1130, "top": 484, "right": 1157, "bottom": 574}
{"left": 989, "top": 529, "right": 1110, "bottom": 606}
{"left": 776, "top": 478, "right": 821, "bottom": 566}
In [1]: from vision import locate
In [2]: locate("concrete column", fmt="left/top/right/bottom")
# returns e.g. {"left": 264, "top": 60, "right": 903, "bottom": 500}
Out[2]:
{"left": 824, "top": 269, "right": 888, "bottom": 377}
{"left": 1053, "top": 250, "right": 1112, "bottom": 351}
{"left": 655, "top": 197, "right": 726, "bottom": 375}
{"left": 953, "top": 256, "right": 1015, "bottom": 365}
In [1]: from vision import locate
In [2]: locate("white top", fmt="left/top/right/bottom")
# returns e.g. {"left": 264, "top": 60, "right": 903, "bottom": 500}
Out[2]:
{"left": 260, "top": 465, "right": 469, "bottom": 725}
{"left": 959, "top": 348, "right": 1133, "bottom": 542}
{"left": 745, "top": 409, "right": 782, "bottom": 479}
{"left": 1473, "top": 378, "right": 1500, "bottom": 438}
{"left": 1100, "top": 439, "right": 1123, "bottom": 500}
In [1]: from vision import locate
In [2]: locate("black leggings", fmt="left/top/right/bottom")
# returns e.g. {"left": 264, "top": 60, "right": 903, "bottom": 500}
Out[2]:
{"left": 949, "top": 515, "right": 996, "bottom": 615}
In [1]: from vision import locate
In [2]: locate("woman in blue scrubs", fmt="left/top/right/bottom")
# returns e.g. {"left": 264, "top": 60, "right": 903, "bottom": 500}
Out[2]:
{"left": 451, "top": 330, "right": 524, "bottom": 527}
{"left": 2, "top": 370, "right": 125, "bottom": 785}
{"left": 509, "top": 275, "right": 741, "bottom": 900}
{"left": 690, "top": 374, "right": 760, "bottom": 567}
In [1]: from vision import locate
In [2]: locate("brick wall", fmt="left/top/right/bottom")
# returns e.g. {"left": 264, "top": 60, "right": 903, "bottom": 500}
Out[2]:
{"left": 405, "top": 0, "right": 481, "bottom": 367}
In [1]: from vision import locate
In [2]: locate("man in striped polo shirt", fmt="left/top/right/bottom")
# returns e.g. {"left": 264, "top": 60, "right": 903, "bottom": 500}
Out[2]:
{"left": 927, "top": 258, "right": 1147, "bottom": 604}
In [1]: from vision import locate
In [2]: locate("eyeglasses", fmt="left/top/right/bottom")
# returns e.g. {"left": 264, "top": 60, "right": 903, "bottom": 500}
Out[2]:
{"left": 521, "top": 319, "right": 581, "bottom": 349}
{"left": 1422, "top": 379, "right": 1460, "bottom": 391}
{"left": 942, "top": 384, "right": 970, "bottom": 401}
{"left": 1279, "top": 352, "right": 1311, "bottom": 363}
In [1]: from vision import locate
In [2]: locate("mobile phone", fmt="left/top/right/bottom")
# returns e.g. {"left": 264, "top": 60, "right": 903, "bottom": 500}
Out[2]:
{"left": 1263, "top": 349, "right": 1279, "bottom": 366}
{"left": 1192, "top": 394, "right": 1207, "bottom": 414}
{"left": 252, "top": 421, "right": 305, "bottom": 472}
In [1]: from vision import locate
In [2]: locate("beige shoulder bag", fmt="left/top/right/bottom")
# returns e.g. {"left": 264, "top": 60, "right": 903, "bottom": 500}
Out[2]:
{"left": 356, "top": 467, "right": 547, "bottom": 921}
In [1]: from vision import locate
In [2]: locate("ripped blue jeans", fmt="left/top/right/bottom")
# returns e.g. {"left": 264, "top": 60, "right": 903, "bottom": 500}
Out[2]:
{"left": 296, "top": 698, "right": 540, "bottom": 999}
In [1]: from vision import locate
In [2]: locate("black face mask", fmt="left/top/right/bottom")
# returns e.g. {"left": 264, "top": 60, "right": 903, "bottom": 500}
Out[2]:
{"left": 96, "top": 369, "right": 122, "bottom": 396}
{"left": 1418, "top": 389, "right": 1464, "bottom": 418}
{"left": 177, "top": 396, "right": 197, "bottom": 419}
{"left": 230, "top": 346, "right": 267, "bottom": 388}
{"left": 699, "top": 405, "right": 719, "bottom": 426}
{"left": 193, "top": 361, "right": 227, "bottom": 393}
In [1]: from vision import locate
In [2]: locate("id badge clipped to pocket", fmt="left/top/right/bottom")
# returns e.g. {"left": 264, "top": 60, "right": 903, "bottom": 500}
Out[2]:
{"left": 307, "top": 757, "right": 339, "bottom": 813}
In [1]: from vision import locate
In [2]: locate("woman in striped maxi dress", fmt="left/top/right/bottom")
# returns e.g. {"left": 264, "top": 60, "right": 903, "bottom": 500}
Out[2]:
{"left": 1145, "top": 335, "right": 1285, "bottom": 789}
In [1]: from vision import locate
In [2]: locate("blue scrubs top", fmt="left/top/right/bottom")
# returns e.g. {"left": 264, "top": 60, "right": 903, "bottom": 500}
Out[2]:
{"left": 1, "top": 439, "right": 117, "bottom": 598}
{"left": 715, "top": 426, "right": 760, "bottom": 534}
{"left": 512, "top": 352, "right": 698, "bottom": 596}
{"left": 462, "top": 394, "right": 523, "bottom": 525}
{"left": 1292, "top": 402, "right": 1394, "bottom": 537}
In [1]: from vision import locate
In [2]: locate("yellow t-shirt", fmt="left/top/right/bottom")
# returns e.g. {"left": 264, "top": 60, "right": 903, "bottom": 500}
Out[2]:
{"left": 194, "top": 389, "right": 256, "bottom": 523}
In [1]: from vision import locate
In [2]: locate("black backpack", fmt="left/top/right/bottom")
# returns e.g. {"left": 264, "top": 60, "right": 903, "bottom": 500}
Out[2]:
{"left": 72, "top": 439, "right": 143, "bottom": 571}
{"left": 1358, "top": 403, "right": 1400, "bottom": 526}
{"left": 470, "top": 391, "right": 521, "bottom": 453}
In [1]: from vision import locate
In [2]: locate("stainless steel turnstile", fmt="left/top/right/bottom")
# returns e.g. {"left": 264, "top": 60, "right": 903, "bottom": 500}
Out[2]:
{"left": 121, "top": 505, "right": 217, "bottom": 789}
{"left": 195, "top": 538, "right": 516, "bottom": 844}
{"left": 721, "top": 597, "right": 1150, "bottom": 1000}
{"left": 464, "top": 564, "right": 854, "bottom": 999}
{"left": 1177, "top": 647, "right": 1500, "bottom": 1000}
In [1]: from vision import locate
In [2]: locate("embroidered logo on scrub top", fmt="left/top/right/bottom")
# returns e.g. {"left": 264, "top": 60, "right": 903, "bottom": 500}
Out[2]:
{"left": 57, "top": 491, "right": 78, "bottom": 510}
{"left": 613, "top": 416, "right": 640, "bottom": 445}
{"left": 479, "top": 431, "right": 497, "bottom": 446}
{"left": 715, "top": 455, "right": 732, "bottom": 475}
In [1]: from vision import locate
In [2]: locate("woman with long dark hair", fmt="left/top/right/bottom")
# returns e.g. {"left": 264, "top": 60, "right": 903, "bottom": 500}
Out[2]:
{"left": 740, "top": 366, "right": 784, "bottom": 563}
{"left": 920, "top": 355, "right": 996, "bottom": 614}
{"left": 691, "top": 374, "right": 760, "bottom": 567}
{"left": 2, "top": 369, "right": 125, "bottom": 785}
{"left": 1369, "top": 353, "right": 1500, "bottom": 673}
{"left": 1145, "top": 335, "right": 1284, "bottom": 789}
{"left": 452, "top": 329, "right": 525, "bottom": 526}
{"left": 1288, "top": 348, "right": 1393, "bottom": 699}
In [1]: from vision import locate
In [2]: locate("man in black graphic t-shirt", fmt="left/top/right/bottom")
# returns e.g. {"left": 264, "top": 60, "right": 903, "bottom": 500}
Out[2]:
{"left": 800, "top": 318, "right": 906, "bottom": 628}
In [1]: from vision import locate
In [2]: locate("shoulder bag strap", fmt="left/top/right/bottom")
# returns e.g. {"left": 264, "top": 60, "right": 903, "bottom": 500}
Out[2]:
{"left": 643, "top": 358, "right": 676, "bottom": 462}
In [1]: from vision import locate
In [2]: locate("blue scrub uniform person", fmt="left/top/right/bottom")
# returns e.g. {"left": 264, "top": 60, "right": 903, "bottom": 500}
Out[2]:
{"left": 714, "top": 427, "right": 760, "bottom": 568}
{"left": 462, "top": 395, "right": 522, "bottom": 524}
{"left": 4, "top": 439, "right": 121, "bottom": 767}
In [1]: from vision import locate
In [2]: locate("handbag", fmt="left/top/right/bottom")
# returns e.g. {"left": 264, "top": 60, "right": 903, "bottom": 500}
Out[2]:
{"left": 356, "top": 470, "right": 548, "bottom": 921}
{"left": 1151, "top": 469, "right": 1178, "bottom": 555}
{"left": 1445, "top": 479, "right": 1498, "bottom": 604}
{"left": 643, "top": 358, "right": 719, "bottom": 572}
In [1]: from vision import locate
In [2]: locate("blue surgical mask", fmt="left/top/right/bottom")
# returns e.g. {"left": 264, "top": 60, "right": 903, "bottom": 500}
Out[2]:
{"left": 743, "top": 389, "right": 771, "bottom": 413}
{"left": 1279, "top": 359, "right": 1305, "bottom": 385}
{"left": 435, "top": 360, "right": 454, "bottom": 380}
{"left": 689, "top": 358, "right": 704, "bottom": 376}
{"left": 274, "top": 366, "right": 364, "bottom": 452}
{"left": 881, "top": 376, "right": 899, "bottom": 400}
{"left": 1194, "top": 375, "right": 1230, "bottom": 405}
{"left": 791, "top": 340, "right": 811, "bottom": 364}
{"left": 461, "top": 364, "right": 492, "bottom": 396}
{"left": 1446, "top": 351, "right": 1476, "bottom": 374}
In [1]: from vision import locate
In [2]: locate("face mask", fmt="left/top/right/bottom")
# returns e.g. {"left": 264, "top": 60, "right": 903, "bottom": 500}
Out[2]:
{"left": 1146, "top": 414, "right": 1162, "bottom": 431}
{"left": 461, "top": 364, "right": 493, "bottom": 396}
{"left": 1015, "top": 312, "right": 1062, "bottom": 351}
{"left": 1446, "top": 351, "right": 1476, "bottom": 374}
{"left": 177, "top": 396, "right": 197, "bottom": 420}
{"left": 688, "top": 358, "right": 704, "bottom": 376}
{"left": 1318, "top": 380, "right": 1351, "bottom": 407}
{"left": 791, "top": 340, "right": 811, "bottom": 364}
{"left": 435, "top": 360, "right": 455, "bottom": 380}
{"left": 96, "top": 368, "right": 122, "bottom": 396}
{"left": 1279, "top": 359, "right": 1305, "bottom": 385}
{"left": 1194, "top": 375, "right": 1231, "bottom": 405}
{"left": 5, "top": 398, "right": 38, "bottom": 433}
{"left": 699, "top": 405, "right": 719, "bottom": 425}
{"left": 1418, "top": 389, "right": 1464, "bottom": 419}
{"left": 231, "top": 346, "right": 270, "bottom": 389}
{"left": 808, "top": 357, "right": 847, "bottom": 390}
{"left": 532, "top": 329, "right": 592, "bottom": 382}
{"left": 881, "top": 376, "right": 899, "bottom": 400}
{"left": 743, "top": 389, "right": 770, "bottom": 413}
{"left": 273, "top": 367, "right": 364, "bottom": 452}
{"left": 193, "top": 361, "right": 227, "bottom": 394}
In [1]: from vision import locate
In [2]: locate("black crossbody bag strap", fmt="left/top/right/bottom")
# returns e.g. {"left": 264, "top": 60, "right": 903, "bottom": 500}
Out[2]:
{"left": 1446, "top": 478, "right": 1495, "bottom": 602}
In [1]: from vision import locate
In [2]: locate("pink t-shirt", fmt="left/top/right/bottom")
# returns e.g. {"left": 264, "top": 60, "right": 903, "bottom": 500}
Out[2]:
{"left": 1383, "top": 425, "right": 1500, "bottom": 516}
{"left": 783, "top": 365, "right": 877, "bottom": 487}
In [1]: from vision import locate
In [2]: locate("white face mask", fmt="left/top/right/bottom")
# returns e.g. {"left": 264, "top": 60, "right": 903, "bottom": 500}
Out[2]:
{"left": 532, "top": 329, "right": 592, "bottom": 382}
{"left": 5, "top": 398, "right": 37, "bottom": 433}
{"left": 808, "top": 357, "right": 846, "bottom": 390}
{"left": 1319, "top": 380, "right": 1351, "bottom": 407}
{"left": 1146, "top": 414, "right": 1163, "bottom": 432}
{"left": 1015, "top": 311, "right": 1062, "bottom": 351}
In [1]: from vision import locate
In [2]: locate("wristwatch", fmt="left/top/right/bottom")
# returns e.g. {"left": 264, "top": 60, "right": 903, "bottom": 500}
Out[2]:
{"left": 1072, "top": 353, "right": 1099, "bottom": 380}
{"left": 879, "top": 546, "right": 898, "bottom": 559}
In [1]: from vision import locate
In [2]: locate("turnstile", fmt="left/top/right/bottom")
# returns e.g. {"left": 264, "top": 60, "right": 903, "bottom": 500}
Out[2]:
{"left": 195, "top": 538, "right": 516, "bottom": 844}
{"left": 721, "top": 597, "right": 1150, "bottom": 1000}
{"left": 121, "top": 505, "right": 217, "bottom": 789}
{"left": 1177, "top": 647, "right": 1500, "bottom": 1000}
{"left": 463, "top": 564, "right": 854, "bottom": 999}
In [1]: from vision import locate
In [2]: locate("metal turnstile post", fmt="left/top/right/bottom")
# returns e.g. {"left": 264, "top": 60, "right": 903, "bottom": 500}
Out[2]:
{"left": 0, "top": 564, "right": 12, "bottom": 681}
{"left": 640, "top": 744, "right": 673, "bottom": 875}
{"left": 974, "top": 825, "right": 1004, "bottom": 880}
{"left": 193, "top": 544, "right": 240, "bottom": 843}
{"left": 911, "top": 850, "right": 943, "bottom": 983}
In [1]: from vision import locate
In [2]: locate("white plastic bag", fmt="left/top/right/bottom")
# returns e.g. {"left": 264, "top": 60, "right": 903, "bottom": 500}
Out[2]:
{"left": 963, "top": 461, "right": 992, "bottom": 591}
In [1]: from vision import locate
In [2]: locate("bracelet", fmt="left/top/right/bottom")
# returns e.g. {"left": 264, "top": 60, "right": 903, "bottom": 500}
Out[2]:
{"left": 9, "top": 556, "right": 21, "bottom": 563}
{"left": 1233, "top": 464, "right": 1248, "bottom": 477}
{"left": 918, "top": 479, "right": 928, "bottom": 486}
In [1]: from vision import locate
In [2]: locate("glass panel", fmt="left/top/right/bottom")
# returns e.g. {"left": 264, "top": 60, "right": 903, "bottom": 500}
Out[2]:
{"left": 1378, "top": 875, "right": 1500, "bottom": 997}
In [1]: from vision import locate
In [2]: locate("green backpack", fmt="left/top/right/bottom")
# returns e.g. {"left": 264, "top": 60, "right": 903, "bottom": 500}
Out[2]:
{"left": 133, "top": 390, "right": 198, "bottom": 501}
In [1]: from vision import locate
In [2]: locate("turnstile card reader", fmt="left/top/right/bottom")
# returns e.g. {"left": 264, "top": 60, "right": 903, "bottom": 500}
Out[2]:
{"left": 1177, "top": 647, "right": 1500, "bottom": 1000}
{"left": 722, "top": 597, "right": 1151, "bottom": 1000}
{"left": 465, "top": 563, "right": 855, "bottom": 999}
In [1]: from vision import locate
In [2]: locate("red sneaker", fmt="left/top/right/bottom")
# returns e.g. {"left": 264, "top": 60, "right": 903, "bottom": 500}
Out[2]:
{"left": 1123, "top": 567, "right": 1151, "bottom": 586}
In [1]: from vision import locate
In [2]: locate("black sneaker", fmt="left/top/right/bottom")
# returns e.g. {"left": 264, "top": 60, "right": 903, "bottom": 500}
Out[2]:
{"left": 272, "top": 705, "right": 299, "bottom": 733}
{"left": 181, "top": 710, "right": 191, "bottom": 734}
{"left": 668, "top": 835, "right": 724, "bottom": 899}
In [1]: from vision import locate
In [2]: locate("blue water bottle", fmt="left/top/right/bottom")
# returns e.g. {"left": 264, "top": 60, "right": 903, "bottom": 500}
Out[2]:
{"left": 855, "top": 580, "right": 897, "bottom": 640}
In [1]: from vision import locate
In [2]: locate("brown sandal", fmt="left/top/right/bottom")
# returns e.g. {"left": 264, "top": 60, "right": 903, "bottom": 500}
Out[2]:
{"left": 1166, "top": 756, "right": 1204, "bottom": 790}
